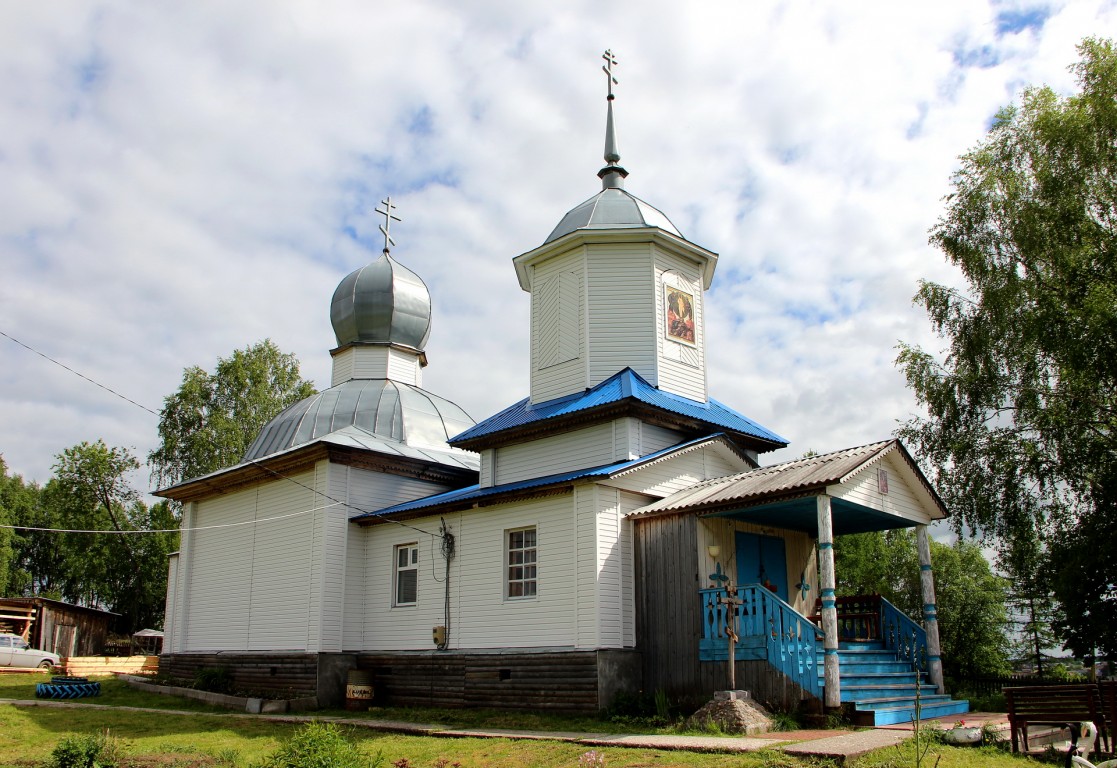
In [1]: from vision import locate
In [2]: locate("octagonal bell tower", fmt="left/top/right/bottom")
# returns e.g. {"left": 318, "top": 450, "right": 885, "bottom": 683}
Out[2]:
{"left": 513, "top": 51, "right": 718, "bottom": 405}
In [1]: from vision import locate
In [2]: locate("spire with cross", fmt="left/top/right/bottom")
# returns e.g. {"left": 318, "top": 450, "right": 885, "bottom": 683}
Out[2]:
{"left": 375, "top": 196, "right": 401, "bottom": 254}
{"left": 602, "top": 48, "right": 618, "bottom": 101}
{"left": 598, "top": 49, "right": 628, "bottom": 189}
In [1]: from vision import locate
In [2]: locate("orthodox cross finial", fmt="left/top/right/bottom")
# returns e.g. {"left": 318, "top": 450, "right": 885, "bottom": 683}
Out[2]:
{"left": 602, "top": 49, "right": 618, "bottom": 100}
{"left": 375, "top": 196, "right": 401, "bottom": 254}
{"left": 598, "top": 49, "right": 628, "bottom": 189}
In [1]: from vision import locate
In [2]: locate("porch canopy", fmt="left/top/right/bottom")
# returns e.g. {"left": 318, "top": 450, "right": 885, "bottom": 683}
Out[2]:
{"left": 628, "top": 439, "right": 947, "bottom": 534}
{"left": 628, "top": 438, "right": 950, "bottom": 708}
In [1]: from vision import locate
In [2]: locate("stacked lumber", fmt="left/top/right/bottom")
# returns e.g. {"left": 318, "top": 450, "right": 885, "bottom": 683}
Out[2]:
{"left": 61, "top": 656, "right": 159, "bottom": 676}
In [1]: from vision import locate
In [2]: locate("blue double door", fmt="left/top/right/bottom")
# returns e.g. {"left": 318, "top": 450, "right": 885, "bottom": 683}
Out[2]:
{"left": 735, "top": 531, "right": 788, "bottom": 602}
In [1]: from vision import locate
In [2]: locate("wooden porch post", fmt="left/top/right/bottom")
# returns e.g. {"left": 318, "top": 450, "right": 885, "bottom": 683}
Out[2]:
{"left": 916, "top": 525, "right": 945, "bottom": 693}
{"left": 817, "top": 494, "right": 840, "bottom": 710}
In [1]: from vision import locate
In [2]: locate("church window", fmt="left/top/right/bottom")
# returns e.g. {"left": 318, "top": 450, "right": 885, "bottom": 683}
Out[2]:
{"left": 506, "top": 527, "right": 537, "bottom": 599}
{"left": 394, "top": 543, "right": 418, "bottom": 606}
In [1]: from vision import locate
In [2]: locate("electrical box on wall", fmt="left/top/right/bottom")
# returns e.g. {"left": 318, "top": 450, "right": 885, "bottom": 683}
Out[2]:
{"left": 432, "top": 625, "right": 446, "bottom": 647}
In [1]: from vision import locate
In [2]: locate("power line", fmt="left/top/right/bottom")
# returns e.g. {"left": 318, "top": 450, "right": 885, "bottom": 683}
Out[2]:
{"left": 0, "top": 329, "right": 159, "bottom": 417}
{"left": 0, "top": 502, "right": 344, "bottom": 534}
{"left": 2, "top": 328, "right": 445, "bottom": 539}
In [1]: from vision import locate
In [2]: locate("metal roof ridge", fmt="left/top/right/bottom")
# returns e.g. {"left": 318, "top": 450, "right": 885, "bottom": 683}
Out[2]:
{"left": 834, "top": 439, "right": 898, "bottom": 484}
{"left": 606, "top": 433, "right": 740, "bottom": 479}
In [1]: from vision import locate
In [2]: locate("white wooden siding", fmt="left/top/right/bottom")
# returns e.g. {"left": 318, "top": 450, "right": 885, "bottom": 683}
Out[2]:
{"left": 834, "top": 452, "right": 935, "bottom": 526}
{"left": 573, "top": 485, "right": 596, "bottom": 648}
{"left": 388, "top": 347, "right": 423, "bottom": 385}
{"left": 618, "top": 491, "right": 640, "bottom": 646}
{"left": 479, "top": 449, "right": 495, "bottom": 489}
{"left": 595, "top": 486, "right": 624, "bottom": 649}
{"left": 493, "top": 422, "right": 617, "bottom": 486}
{"left": 586, "top": 243, "right": 657, "bottom": 388}
{"left": 331, "top": 346, "right": 422, "bottom": 387}
{"left": 536, "top": 272, "right": 580, "bottom": 368}
{"left": 361, "top": 495, "right": 578, "bottom": 650}
{"left": 250, "top": 468, "right": 321, "bottom": 651}
{"left": 331, "top": 351, "right": 355, "bottom": 387}
{"left": 608, "top": 446, "right": 745, "bottom": 498}
{"left": 341, "top": 466, "right": 460, "bottom": 649}
{"left": 655, "top": 250, "right": 707, "bottom": 401}
{"left": 184, "top": 492, "right": 253, "bottom": 650}
{"left": 638, "top": 423, "right": 688, "bottom": 455}
{"left": 342, "top": 478, "right": 367, "bottom": 650}
{"left": 613, "top": 418, "right": 641, "bottom": 461}
{"left": 174, "top": 467, "right": 346, "bottom": 652}
{"left": 317, "top": 462, "right": 348, "bottom": 652}
{"left": 530, "top": 250, "right": 585, "bottom": 403}
{"left": 168, "top": 502, "right": 195, "bottom": 654}
{"left": 164, "top": 553, "right": 178, "bottom": 653}
{"left": 346, "top": 466, "right": 456, "bottom": 515}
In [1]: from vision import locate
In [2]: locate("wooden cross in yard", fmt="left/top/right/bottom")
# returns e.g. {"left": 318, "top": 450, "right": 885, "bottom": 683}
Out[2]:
{"left": 717, "top": 583, "right": 744, "bottom": 690}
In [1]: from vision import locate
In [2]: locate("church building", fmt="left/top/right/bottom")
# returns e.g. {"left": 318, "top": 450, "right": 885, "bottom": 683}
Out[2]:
{"left": 159, "top": 53, "right": 968, "bottom": 725}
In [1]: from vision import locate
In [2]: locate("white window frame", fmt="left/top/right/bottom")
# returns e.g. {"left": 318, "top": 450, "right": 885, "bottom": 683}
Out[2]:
{"left": 505, "top": 526, "right": 538, "bottom": 600}
{"left": 394, "top": 543, "right": 419, "bottom": 607}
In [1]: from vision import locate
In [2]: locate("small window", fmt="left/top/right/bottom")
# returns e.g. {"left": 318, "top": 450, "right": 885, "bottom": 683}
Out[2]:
{"left": 507, "top": 527, "right": 537, "bottom": 599}
{"left": 394, "top": 543, "right": 418, "bottom": 606}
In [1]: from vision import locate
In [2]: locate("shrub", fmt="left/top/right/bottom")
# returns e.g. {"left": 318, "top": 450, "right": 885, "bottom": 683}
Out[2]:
{"left": 193, "top": 666, "right": 233, "bottom": 694}
{"left": 48, "top": 730, "right": 123, "bottom": 768}
{"left": 255, "top": 722, "right": 382, "bottom": 768}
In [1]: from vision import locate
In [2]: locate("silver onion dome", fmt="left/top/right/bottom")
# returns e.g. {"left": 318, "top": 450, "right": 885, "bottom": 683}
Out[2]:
{"left": 330, "top": 251, "right": 432, "bottom": 350}
{"left": 244, "top": 378, "right": 475, "bottom": 461}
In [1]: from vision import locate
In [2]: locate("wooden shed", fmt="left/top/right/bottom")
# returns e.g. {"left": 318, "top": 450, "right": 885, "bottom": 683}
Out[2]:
{"left": 0, "top": 598, "right": 118, "bottom": 657}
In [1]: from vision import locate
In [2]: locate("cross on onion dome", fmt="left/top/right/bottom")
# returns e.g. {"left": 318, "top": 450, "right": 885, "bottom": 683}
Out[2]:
{"left": 375, "top": 196, "right": 401, "bottom": 254}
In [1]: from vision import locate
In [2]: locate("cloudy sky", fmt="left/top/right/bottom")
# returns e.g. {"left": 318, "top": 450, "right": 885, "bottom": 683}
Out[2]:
{"left": 0, "top": 1, "right": 1111, "bottom": 492}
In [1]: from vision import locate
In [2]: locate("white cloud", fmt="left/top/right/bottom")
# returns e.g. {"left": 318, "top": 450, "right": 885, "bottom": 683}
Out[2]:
{"left": 1, "top": 0, "right": 1112, "bottom": 488}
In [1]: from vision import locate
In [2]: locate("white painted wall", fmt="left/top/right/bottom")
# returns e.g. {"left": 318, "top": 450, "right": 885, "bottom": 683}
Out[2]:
{"left": 338, "top": 465, "right": 460, "bottom": 649}
{"left": 530, "top": 249, "right": 585, "bottom": 403}
{"left": 359, "top": 494, "right": 580, "bottom": 651}
{"left": 608, "top": 444, "right": 746, "bottom": 498}
{"left": 492, "top": 422, "right": 616, "bottom": 486}
{"left": 164, "top": 553, "right": 178, "bottom": 651}
{"left": 182, "top": 469, "right": 319, "bottom": 652}
{"left": 175, "top": 461, "right": 456, "bottom": 654}
{"left": 655, "top": 250, "right": 707, "bottom": 402}
{"left": 585, "top": 243, "right": 657, "bottom": 389}
{"left": 834, "top": 451, "right": 936, "bottom": 526}
{"left": 330, "top": 346, "right": 423, "bottom": 387}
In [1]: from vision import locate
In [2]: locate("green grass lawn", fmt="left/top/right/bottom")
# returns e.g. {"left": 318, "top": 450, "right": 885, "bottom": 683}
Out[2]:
{"left": 0, "top": 671, "right": 1059, "bottom": 767}
{"left": 0, "top": 671, "right": 231, "bottom": 714}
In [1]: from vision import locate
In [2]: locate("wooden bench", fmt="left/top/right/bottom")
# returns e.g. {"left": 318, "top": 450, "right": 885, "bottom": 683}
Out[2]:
{"left": 1101, "top": 681, "right": 1117, "bottom": 752}
{"left": 1005, "top": 684, "right": 1109, "bottom": 754}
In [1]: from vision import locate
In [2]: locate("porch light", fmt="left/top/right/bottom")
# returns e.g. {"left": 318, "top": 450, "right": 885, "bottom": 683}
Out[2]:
{"left": 707, "top": 545, "right": 721, "bottom": 558}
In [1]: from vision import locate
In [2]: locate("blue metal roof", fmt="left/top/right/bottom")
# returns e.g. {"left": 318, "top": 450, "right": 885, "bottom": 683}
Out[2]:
{"left": 449, "top": 368, "right": 787, "bottom": 447}
{"left": 351, "top": 433, "right": 735, "bottom": 522}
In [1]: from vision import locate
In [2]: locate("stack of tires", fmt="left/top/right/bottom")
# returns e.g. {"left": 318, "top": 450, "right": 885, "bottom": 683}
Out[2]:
{"left": 35, "top": 676, "right": 101, "bottom": 699}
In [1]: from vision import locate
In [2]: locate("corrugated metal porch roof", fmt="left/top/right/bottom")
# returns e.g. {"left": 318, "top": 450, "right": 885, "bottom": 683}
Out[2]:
{"left": 627, "top": 439, "right": 946, "bottom": 521}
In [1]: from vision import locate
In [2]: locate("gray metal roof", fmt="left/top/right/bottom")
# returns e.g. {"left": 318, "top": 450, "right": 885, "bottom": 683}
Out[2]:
{"left": 628, "top": 440, "right": 928, "bottom": 518}
{"left": 544, "top": 188, "right": 682, "bottom": 244}
{"left": 244, "top": 378, "right": 476, "bottom": 462}
{"left": 330, "top": 252, "right": 431, "bottom": 349}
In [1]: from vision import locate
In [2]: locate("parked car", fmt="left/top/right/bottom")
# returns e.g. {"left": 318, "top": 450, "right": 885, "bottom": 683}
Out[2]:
{"left": 0, "top": 633, "right": 60, "bottom": 669}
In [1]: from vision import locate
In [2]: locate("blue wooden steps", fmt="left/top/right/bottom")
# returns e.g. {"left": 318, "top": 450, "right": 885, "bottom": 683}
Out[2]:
{"left": 820, "top": 641, "right": 970, "bottom": 726}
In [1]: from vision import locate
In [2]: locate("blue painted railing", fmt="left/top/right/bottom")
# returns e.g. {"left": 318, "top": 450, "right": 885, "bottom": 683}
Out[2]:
{"left": 879, "top": 595, "right": 929, "bottom": 673}
{"left": 699, "top": 585, "right": 823, "bottom": 698}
